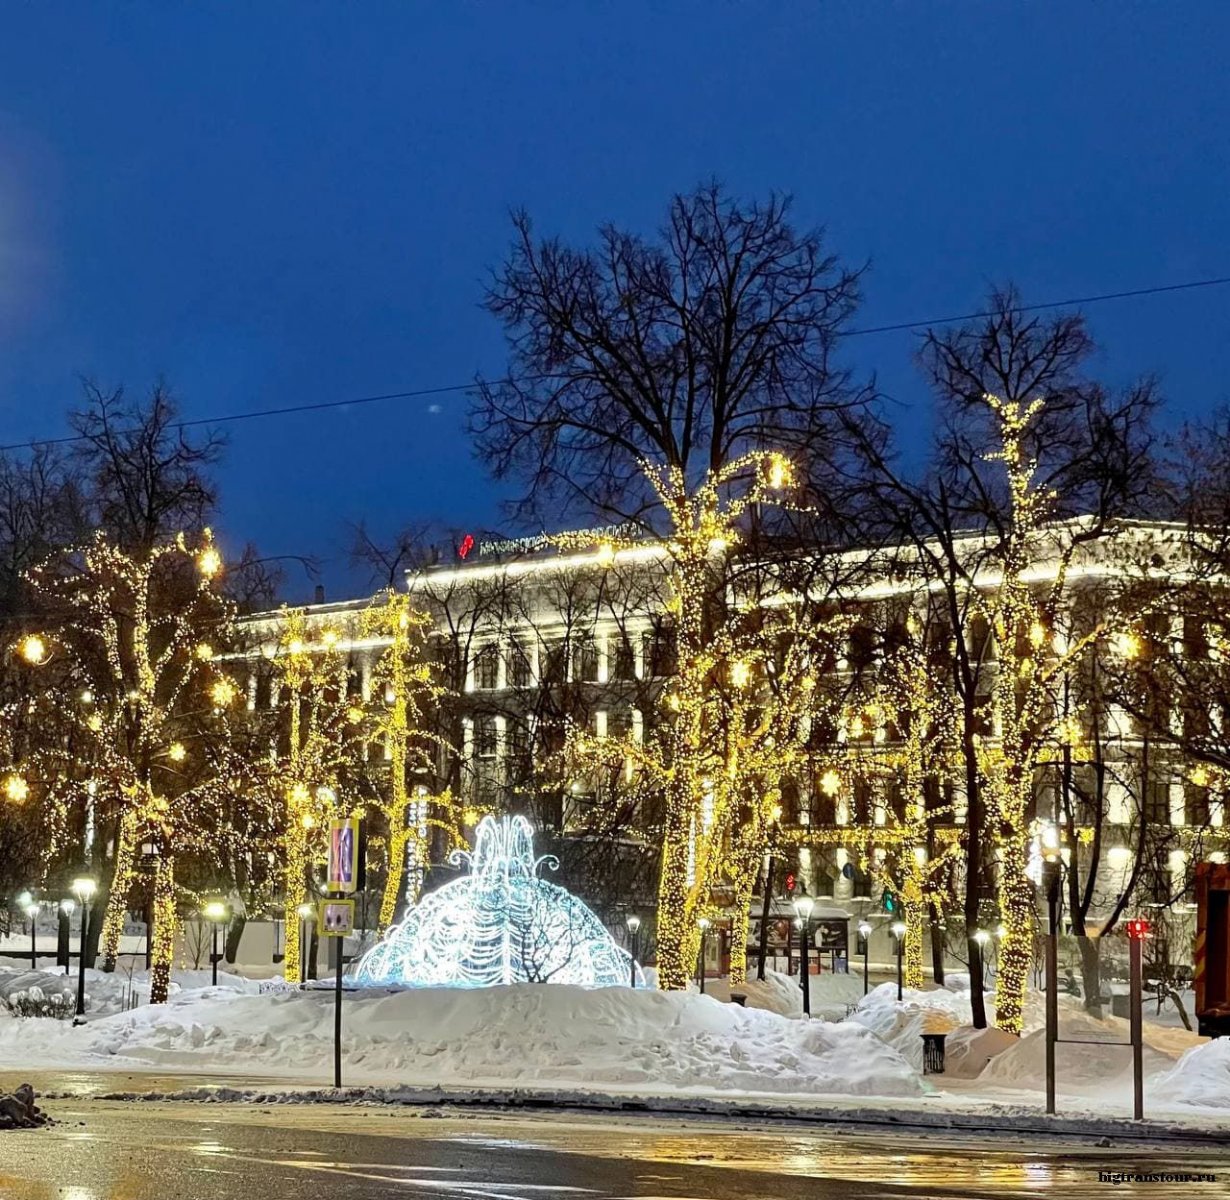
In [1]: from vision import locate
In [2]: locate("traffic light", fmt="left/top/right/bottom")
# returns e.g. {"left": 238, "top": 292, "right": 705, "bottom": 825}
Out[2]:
{"left": 1125, "top": 918, "right": 1151, "bottom": 940}
{"left": 881, "top": 888, "right": 897, "bottom": 915}
{"left": 785, "top": 871, "right": 796, "bottom": 894}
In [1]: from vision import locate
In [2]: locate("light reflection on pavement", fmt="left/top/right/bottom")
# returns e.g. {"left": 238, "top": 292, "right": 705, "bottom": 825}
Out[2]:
{"left": 0, "top": 1099, "right": 1227, "bottom": 1200}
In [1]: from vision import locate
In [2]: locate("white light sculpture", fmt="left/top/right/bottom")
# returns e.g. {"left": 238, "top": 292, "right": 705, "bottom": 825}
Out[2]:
{"left": 351, "top": 815, "right": 644, "bottom": 989}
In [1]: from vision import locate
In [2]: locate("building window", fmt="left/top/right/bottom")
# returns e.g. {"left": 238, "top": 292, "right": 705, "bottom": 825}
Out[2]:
{"left": 475, "top": 644, "right": 500, "bottom": 690}
{"left": 611, "top": 636, "right": 637, "bottom": 681}
{"left": 475, "top": 715, "right": 498, "bottom": 760}
{"left": 643, "top": 627, "right": 676, "bottom": 678}
{"left": 574, "top": 634, "right": 599, "bottom": 683}
{"left": 542, "top": 637, "right": 568, "bottom": 685}
{"left": 507, "top": 640, "right": 532, "bottom": 688}
{"left": 1143, "top": 771, "right": 1171, "bottom": 827}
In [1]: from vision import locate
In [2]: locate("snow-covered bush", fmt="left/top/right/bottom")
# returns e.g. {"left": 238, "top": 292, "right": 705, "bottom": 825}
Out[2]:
{"left": 3, "top": 985, "right": 78, "bottom": 1019}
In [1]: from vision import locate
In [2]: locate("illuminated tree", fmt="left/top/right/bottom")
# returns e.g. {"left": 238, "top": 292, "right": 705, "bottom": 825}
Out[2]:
{"left": 356, "top": 589, "right": 459, "bottom": 930}
{"left": 261, "top": 607, "right": 362, "bottom": 984}
{"left": 15, "top": 528, "right": 241, "bottom": 1001}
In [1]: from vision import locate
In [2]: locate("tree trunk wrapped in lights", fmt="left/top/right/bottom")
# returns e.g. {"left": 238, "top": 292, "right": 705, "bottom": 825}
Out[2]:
{"left": 356, "top": 591, "right": 458, "bottom": 933}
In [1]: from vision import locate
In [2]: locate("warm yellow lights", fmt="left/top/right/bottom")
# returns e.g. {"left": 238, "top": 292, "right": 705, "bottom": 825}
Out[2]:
{"left": 322, "top": 628, "right": 340, "bottom": 648}
{"left": 595, "top": 541, "right": 616, "bottom": 568}
{"left": 3, "top": 774, "right": 29, "bottom": 803}
{"left": 765, "top": 454, "right": 790, "bottom": 491}
{"left": 1189, "top": 764, "right": 1211, "bottom": 788}
{"left": 18, "top": 634, "right": 47, "bottom": 664}
{"left": 1112, "top": 630, "right": 1142, "bottom": 659}
{"left": 210, "top": 678, "right": 238, "bottom": 707}
{"left": 87, "top": 712, "right": 104, "bottom": 732}
{"left": 463, "top": 806, "right": 480, "bottom": 826}
{"left": 195, "top": 642, "right": 214, "bottom": 661}
{"left": 1029, "top": 621, "right": 1047, "bottom": 648}
{"left": 300, "top": 812, "right": 316, "bottom": 830}
{"left": 819, "top": 769, "right": 841, "bottom": 797}
{"left": 346, "top": 705, "right": 365, "bottom": 724}
{"left": 769, "top": 802, "right": 783, "bottom": 823}
{"left": 730, "top": 660, "right": 751, "bottom": 689}
{"left": 288, "top": 639, "right": 305, "bottom": 655}
{"left": 167, "top": 742, "right": 187, "bottom": 763}
{"left": 197, "top": 545, "right": 222, "bottom": 578}
{"left": 202, "top": 900, "right": 229, "bottom": 922}
{"left": 289, "top": 782, "right": 311, "bottom": 806}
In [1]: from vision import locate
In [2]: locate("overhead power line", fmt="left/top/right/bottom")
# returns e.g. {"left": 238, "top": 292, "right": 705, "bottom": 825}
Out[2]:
{"left": 2, "top": 273, "right": 1227, "bottom": 456}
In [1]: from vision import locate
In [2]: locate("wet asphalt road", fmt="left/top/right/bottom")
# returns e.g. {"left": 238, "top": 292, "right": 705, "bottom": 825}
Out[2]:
{"left": 0, "top": 1097, "right": 1228, "bottom": 1200}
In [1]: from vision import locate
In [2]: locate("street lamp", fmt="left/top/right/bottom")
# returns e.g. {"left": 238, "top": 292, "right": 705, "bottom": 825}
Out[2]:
{"left": 697, "top": 917, "right": 711, "bottom": 994}
{"left": 203, "top": 900, "right": 230, "bottom": 986}
{"left": 973, "top": 927, "right": 991, "bottom": 993}
{"left": 24, "top": 900, "right": 39, "bottom": 970}
{"left": 794, "top": 895, "right": 815, "bottom": 1016}
{"left": 70, "top": 877, "right": 96, "bottom": 1018}
{"left": 890, "top": 919, "right": 907, "bottom": 1001}
{"left": 857, "top": 920, "right": 873, "bottom": 996}
{"left": 626, "top": 914, "right": 641, "bottom": 989}
{"left": 58, "top": 898, "right": 75, "bottom": 973}
{"left": 296, "top": 902, "right": 316, "bottom": 980}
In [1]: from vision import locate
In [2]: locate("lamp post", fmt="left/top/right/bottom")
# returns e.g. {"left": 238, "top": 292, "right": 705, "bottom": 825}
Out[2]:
{"left": 858, "top": 920, "right": 872, "bottom": 996}
{"left": 24, "top": 900, "right": 39, "bottom": 970}
{"left": 297, "top": 903, "right": 316, "bottom": 980}
{"left": 626, "top": 914, "right": 641, "bottom": 988}
{"left": 203, "top": 900, "right": 230, "bottom": 986}
{"left": 972, "top": 927, "right": 991, "bottom": 995}
{"left": 58, "top": 899, "right": 75, "bottom": 973}
{"left": 71, "top": 878, "right": 96, "bottom": 1018}
{"left": 697, "top": 917, "right": 711, "bottom": 993}
{"left": 794, "top": 896, "right": 815, "bottom": 1016}
{"left": 891, "top": 920, "right": 907, "bottom": 1001}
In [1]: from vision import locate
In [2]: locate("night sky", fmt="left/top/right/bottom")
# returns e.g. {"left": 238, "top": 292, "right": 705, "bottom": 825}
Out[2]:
{"left": 1, "top": 4, "right": 1227, "bottom": 599}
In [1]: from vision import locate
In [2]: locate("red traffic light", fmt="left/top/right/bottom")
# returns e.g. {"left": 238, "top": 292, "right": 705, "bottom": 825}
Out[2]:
{"left": 785, "top": 872, "right": 796, "bottom": 893}
{"left": 1125, "top": 918, "right": 1151, "bottom": 940}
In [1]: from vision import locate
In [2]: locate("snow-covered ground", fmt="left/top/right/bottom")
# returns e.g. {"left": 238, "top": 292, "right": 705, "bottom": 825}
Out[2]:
{"left": 2, "top": 959, "right": 1226, "bottom": 1118}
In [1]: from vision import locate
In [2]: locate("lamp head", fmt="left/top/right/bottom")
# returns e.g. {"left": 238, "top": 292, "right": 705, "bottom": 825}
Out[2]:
{"left": 202, "top": 900, "right": 229, "bottom": 923}
{"left": 973, "top": 928, "right": 991, "bottom": 946}
{"left": 626, "top": 914, "right": 641, "bottom": 933}
{"left": 24, "top": 901, "right": 39, "bottom": 919}
{"left": 857, "top": 921, "right": 872, "bottom": 938}
{"left": 71, "top": 877, "right": 96, "bottom": 903}
{"left": 296, "top": 903, "right": 316, "bottom": 919}
{"left": 890, "top": 920, "right": 907, "bottom": 938}
{"left": 793, "top": 895, "right": 815, "bottom": 920}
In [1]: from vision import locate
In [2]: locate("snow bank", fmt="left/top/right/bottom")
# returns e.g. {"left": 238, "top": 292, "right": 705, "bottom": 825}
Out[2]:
{"left": 736, "top": 969, "right": 864, "bottom": 1020}
{"left": 941, "top": 1026, "right": 1020, "bottom": 1079}
{"left": 1151, "top": 1038, "right": 1230, "bottom": 1110}
{"left": 845, "top": 982, "right": 975, "bottom": 1071}
{"left": 0, "top": 964, "right": 262, "bottom": 1018}
{"left": 0, "top": 981, "right": 924, "bottom": 1099}
{"left": 979, "top": 1009, "right": 1201, "bottom": 1093}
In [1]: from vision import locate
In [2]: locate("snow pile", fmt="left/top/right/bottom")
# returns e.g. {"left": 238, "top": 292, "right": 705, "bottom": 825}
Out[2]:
{"left": 979, "top": 1009, "right": 1201, "bottom": 1093}
{"left": 0, "top": 981, "right": 924, "bottom": 1099}
{"left": 1151, "top": 1038, "right": 1230, "bottom": 1110}
{"left": 941, "top": 1026, "right": 1020, "bottom": 1079}
{"left": 736, "top": 969, "right": 864, "bottom": 1020}
{"left": 845, "top": 983, "right": 976, "bottom": 1071}
{"left": 0, "top": 964, "right": 262, "bottom": 1018}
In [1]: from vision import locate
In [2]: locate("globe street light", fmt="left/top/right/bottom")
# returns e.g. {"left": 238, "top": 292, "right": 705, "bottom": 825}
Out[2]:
{"left": 202, "top": 900, "right": 230, "bottom": 986}
{"left": 890, "top": 919, "right": 907, "bottom": 1001}
{"left": 794, "top": 895, "right": 815, "bottom": 1016}
{"left": 857, "top": 920, "right": 873, "bottom": 996}
{"left": 626, "top": 914, "right": 641, "bottom": 989}
{"left": 70, "top": 877, "right": 96, "bottom": 1019}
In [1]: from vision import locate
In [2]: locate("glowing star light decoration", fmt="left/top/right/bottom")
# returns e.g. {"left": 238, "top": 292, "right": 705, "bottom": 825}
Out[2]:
{"left": 351, "top": 815, "right": 643, "bottom": 989}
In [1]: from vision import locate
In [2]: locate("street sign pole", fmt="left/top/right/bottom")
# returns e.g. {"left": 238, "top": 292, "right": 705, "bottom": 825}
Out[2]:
{"left": 1130, "top": 932, "right": 1144, "bottom": 1120}
{"left": 333, "top": 930, "right": 344, "bottom": 1089}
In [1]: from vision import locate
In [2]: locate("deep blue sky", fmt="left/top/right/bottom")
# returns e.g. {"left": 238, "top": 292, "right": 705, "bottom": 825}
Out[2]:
{"left": 1, "top": 5, "right": 1227, "bottom": 599}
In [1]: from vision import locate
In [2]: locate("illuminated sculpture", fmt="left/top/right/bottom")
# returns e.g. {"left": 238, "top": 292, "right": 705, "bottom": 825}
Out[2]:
{"left": 351, "top": 815, "right": 643, "bottom": 989}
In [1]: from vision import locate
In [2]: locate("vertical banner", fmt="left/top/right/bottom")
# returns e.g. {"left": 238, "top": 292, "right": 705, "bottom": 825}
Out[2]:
{"left": 328, "top": 817, "right": 362, "bottom": 894}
